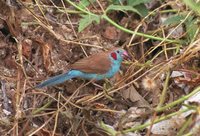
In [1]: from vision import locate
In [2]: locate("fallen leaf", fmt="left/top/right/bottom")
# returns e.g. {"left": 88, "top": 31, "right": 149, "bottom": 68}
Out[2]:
{"left": 147, "top": 117, "right": 184, "bottom": 135}
{"left": 34, "top": 38, "right": 52, "bottom": 72}
{"left": 22, "top": 39, "right": 32, "bottom": 58}
{"left": 121, "top": 85, "right": 151, "bottom": 108}
{"left": 103, "top": 26, "right": 119, "bottom": 40}
{"left": 116, "top": 107, "right": 146, "bottom": 130}
{"left": 33, "top": 128, "right": 61, "bottom": 136}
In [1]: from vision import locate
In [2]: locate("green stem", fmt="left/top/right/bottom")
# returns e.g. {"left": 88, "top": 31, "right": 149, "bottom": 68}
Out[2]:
{"left": 102, "top": 15, "right": 178, "bottom": 43}
{"left": 120, "top": 109, "right": 189, "bottom": 133}
{"left": 100, "top": 121, "right": 117, "bottom": 136}
{"left": 64, "top": 0, "right": 179, "bottom": 43}
{"left": 156, "top": 86, "right": 200, "bottom": 112}
{"left": 118, "top": 86, "right": 200, "bottom": 133}
{"left": 32, "top": 100, "right": 53, "bottom": 115}
{"left": 64, "top": 0, "right": 96, "bottom": 16}
{"left": 176, "top": 115, "right": 193, "bottom": 136}
{"left": 160, "top": 9, "right": 179, "bottom": 13}
{"left": 157, "top": 70, "right": 171, "bottom": 109}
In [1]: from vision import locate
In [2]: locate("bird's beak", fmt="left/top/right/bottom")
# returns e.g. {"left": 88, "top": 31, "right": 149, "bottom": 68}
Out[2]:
{"left": 122, "top": 51, "right": 130, "bottom": 60}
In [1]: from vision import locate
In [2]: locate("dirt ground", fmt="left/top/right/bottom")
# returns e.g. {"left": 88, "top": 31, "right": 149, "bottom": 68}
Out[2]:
{"left": 0, "top": 0, "right": 200, "bottom": 136}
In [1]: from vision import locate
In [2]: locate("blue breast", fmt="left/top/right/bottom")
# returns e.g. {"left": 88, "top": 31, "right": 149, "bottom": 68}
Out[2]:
{"left": 68, "top": 54, "right": 122, "bottom": 80}
{"left": 68, "top": 61, "right": 121, "bottom": 80}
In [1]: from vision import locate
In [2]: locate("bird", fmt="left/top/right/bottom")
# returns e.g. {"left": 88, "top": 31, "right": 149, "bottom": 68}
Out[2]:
{"left": 35, "top": 48, "right": 128, "bottom": 88}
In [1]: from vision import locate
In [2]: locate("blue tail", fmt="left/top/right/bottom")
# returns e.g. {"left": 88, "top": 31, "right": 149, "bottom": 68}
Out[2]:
{"left": 35, "top": 71, "right": 75, "bottom": 88}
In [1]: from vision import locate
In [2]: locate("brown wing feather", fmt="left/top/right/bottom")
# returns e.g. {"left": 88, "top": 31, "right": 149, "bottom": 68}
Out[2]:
{"left": 70, "top": 52, "right": 111, "bottom": 74}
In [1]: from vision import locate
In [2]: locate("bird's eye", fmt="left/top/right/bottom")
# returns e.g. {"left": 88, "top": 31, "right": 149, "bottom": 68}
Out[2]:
{"left": 116, "top": 50, "right": 120, "bottom": 53}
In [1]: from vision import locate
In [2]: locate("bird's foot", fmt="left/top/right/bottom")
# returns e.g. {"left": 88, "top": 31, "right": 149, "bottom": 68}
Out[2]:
{"left": 103, "top": 79, "right": 115, "bottom": 101}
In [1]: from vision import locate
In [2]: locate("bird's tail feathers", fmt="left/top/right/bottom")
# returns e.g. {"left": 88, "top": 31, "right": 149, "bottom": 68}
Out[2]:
{"left": 35, "top": 71, "right": 74, "bottom": 88}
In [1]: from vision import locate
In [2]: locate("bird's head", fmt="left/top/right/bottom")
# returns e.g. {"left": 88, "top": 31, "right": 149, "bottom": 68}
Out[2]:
{"left": 109, "top": 48, "right": 129, "bottom": 63}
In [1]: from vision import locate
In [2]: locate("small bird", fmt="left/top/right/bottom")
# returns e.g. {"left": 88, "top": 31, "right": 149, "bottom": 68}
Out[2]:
{"left": 35, "top": 48, "right": 128, "bottom": 88}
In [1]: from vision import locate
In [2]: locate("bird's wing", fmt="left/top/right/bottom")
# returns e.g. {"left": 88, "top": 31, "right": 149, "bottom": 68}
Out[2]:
{"left": 70, "top": 52, "right": 111, "bottom": 74}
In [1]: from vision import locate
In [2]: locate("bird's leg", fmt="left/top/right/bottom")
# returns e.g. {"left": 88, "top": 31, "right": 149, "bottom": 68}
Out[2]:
{"left": 103, "top": 78, "right": 115, "bottom": 101}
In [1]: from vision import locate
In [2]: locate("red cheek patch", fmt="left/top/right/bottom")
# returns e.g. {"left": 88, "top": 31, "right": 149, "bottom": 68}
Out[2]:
{"left": 111, "top": 52, "right": 117, "bottom": 60}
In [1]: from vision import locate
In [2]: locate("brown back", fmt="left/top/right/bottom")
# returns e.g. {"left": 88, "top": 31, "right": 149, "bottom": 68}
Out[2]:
{"left": 70, "top": 51, "right": 112, "bottom": 74}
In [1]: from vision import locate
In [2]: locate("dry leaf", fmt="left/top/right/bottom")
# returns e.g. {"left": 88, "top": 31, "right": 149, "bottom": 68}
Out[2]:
{"left": 33, "top": 128, "right": 61, "bottom": 136}
{"left": 22, "top": 39, "right": 32, "bottom": 58}
{"left": 121, "top": 85, "right": 151, "bottom": 108}
{"left": 147, "top": 117, "right": 184, "bottom": 135}
{"left": 103, "top": 26, "right": 119, "bottom": 40}
{"left": 35, "top": 38, "right": 52, "bottom": 72}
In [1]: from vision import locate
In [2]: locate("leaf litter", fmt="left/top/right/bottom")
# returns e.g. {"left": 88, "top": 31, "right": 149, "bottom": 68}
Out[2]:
{"left": 0, "top": 0, "right": 200, "bottom": 135}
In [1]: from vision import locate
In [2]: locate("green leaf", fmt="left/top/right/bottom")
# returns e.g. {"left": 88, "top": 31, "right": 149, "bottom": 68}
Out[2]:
{"left": 110, "top": 0, "right": 125, "bottom": 4}
{"left": 185, "top": 17, "right": 199, "bottom": 41}
{"left": 127, "top": 0, "right": 150, "bottom": 6}
{"left": 163, "top": 15, "right": 185, "bottom": 25}
{"left": 78, "top": 0, "right": 96, "bottom": 9}
{"left": 106, "top": 4, "right": 142, "bottom": 16}
{"left": 183, "top": 0, "right": 200, "bottom": 15}
{"left": 164, "top": 14, "right": 199, "bottom": 42}
{"left": 175, "top": 44, "right": 181, "bottom": 55}
{"left": 134, "top": 4, "right": 148, "bottom": 17}
{"left": 78, "top": 14, "right": 100, "bottom": 32}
